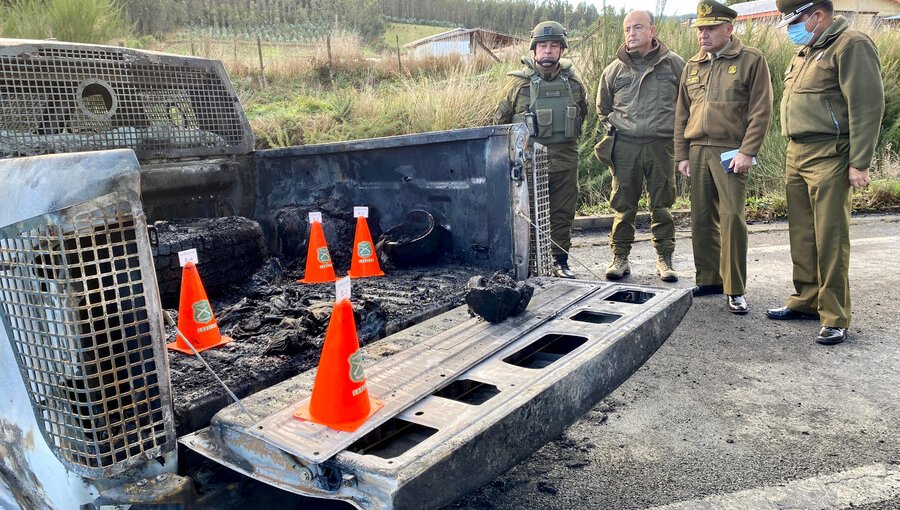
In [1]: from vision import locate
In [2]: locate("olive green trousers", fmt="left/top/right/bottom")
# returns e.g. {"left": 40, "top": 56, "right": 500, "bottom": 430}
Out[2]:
{"left": 784, "top": 139, "right": 852, "bottom": 328}
{"left": 689, "top": 145, "right": 748, "bottom": 295}
{"left": 545, "top": 143, "right": 579, "bottom": 257}
{"left": 608, "top": 138, "right": 676, "bottom": 257}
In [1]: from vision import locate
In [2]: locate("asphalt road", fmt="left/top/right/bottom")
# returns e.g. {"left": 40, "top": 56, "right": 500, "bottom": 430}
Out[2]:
{"left": 447, "top": 213, "right": 900, "bottom": 510}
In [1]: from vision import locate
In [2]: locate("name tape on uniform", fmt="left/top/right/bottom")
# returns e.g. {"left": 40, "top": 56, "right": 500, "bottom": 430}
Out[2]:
{"left": 178, "top": 249, "right": 199, "bottom": 267}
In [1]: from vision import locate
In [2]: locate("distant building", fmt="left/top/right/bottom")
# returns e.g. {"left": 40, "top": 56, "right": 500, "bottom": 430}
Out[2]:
{"left": 404, "top": 28, "right": 525, "bottom": 60}
{"left": 730, "top": 0, "right": 900, "bottom": 23}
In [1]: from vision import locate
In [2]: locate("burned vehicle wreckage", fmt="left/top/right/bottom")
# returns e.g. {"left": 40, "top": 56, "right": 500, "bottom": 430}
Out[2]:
{"left": 0, "top": 39, "right": 690, "bottom": 509}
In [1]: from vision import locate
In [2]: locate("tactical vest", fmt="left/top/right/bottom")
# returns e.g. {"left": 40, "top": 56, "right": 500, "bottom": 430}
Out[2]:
{"left": 512, "top": 69, "right": 578, "bottom": 145}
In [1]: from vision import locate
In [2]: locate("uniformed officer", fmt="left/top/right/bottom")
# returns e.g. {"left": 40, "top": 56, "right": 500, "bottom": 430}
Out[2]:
{"left": 765, "top": 0, "right": 884, "bottom": 345}
{"left": 597, "top": 10, "right": 685, "bottom": 282}
{"left": 496, "top": 21, "right": 588, "bottom": 278}
{"left": 674, "top": 0, "right": 773, "bottom": 314}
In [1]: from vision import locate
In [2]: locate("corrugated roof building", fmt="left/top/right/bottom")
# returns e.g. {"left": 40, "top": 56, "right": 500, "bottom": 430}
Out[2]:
{"left": 404, "top": 28, "right": 525, "bottom": 60}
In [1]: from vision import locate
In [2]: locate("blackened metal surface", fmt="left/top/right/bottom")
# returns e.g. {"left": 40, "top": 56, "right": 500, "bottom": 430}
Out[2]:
{"left": 183, "top": 279, "right": 691, "bottom": 510}
{"left": 0, "top": 39, "right": 254, "bottom": 160}
{"left": 252, "top": 127, "right": 519, "bottom": 271}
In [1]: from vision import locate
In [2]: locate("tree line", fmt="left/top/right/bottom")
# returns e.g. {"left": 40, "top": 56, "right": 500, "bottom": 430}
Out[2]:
{"left": 380, "top": 0, "right": 601, "bottom": 36}
{"left": 121, "top": 0, "right": 600, "bottom": 42}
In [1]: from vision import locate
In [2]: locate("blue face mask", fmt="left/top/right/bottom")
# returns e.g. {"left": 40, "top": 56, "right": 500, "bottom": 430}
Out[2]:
{"left": 787, "top": 18, "right": 817, "bottom": 46}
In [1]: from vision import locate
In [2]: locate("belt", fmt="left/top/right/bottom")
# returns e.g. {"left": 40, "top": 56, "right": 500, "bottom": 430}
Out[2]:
{"left": 789, "top": 134, "right": 849, "bottom": 143}
{"left": 615, "top": 133, "right": 671, "bottom": 144}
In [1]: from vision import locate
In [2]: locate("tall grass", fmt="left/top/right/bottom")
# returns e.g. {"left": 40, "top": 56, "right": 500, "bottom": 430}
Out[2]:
{"left": 2, "top": 0, "right": 129, "bottom": 44}
{"left": 243, "top": 61, "right": 498, "bottom": 149}
{"left": 146, "top": 16, "right": 899, "bottom": 211}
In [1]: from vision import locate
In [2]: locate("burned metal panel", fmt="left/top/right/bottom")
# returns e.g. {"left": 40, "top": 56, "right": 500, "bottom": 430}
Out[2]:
{"left": 529, "top": 143, "right": 552, "bottom": 276}
{"left": 246, "top": 281, "right": 599, "bottom": 463}
{"left": 0, "top": 193, "right": 176, "bottom": 478}
{"left": 252, "top": 126, "right": 524, "bottom": 271}
{"left": 139, "top": 155, "right": 257, "bottom": 222}
{"left": 0, "top": 39, "right": 253, "bottom": 160}
{"left": 183, "top": 279, "right": 691, "bottom": 510}
{"left": 0, "top": 151, "right": 177, "bottom": 486}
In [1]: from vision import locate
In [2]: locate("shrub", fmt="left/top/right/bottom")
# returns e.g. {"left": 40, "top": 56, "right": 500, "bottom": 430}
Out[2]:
{"left": 4, "top": 0, "right": 129, "bottom": 44}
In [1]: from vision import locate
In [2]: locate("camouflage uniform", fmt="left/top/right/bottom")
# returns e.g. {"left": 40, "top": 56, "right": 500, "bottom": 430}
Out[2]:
{"left": 496, "top": 56, "right": 588, "bottom": 267}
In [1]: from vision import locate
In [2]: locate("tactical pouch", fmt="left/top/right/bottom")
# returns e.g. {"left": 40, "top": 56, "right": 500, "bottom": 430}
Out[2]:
{"left": 593, "top": 128, "right": 616, "bottom": 174}
{"left": 536, "top": 109, "right": 553, "bottom": 138}
{"left": 565, "top": 106, "right": 577, "bottom": 139}
{"left": 523, "top": 111, "right": 538, "bottom": 137}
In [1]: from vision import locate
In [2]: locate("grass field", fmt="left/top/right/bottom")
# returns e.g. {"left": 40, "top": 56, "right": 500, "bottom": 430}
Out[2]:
{"left": 382, "top": 22, "right": 450, "bottom": 49}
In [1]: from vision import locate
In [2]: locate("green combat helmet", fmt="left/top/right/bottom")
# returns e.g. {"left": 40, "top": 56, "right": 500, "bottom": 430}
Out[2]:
{"left": 530, "top": 21, "right": 568, "bottom": 50}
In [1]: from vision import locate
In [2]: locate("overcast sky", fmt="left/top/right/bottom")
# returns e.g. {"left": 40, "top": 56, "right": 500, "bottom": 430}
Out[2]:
{"left": 585, "top": 0, "right": 699, "bottom": 17}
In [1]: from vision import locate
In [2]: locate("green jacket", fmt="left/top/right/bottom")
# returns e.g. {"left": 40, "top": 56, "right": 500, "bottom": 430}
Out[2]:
{"left": 674, "top": 36, "right": 773, "bottom": 161}
{"left": 597, "top": 39, "right": 685, "bottom": 142}
{"left": 495, "top": 56, "right": 588, "bottom": 145}
{"left": 780, "top": 16, "right": 884, "bottom": 169}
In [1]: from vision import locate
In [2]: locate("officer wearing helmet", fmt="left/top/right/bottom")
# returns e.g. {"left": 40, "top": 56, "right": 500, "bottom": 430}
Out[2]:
{"left": 496, "top": 21, "right": 588, "bottom": 278}
{"left": 765, "top": 0, "right": 884, "bottom": 345}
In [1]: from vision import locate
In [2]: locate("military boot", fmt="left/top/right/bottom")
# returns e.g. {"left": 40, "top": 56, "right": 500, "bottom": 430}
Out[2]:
{"left": 553, "top": 254, "right": 576, "bottom": 279}
{"left": 605, "top": 255, "right": 630, "bottom": 280}
{"left": 656, "top": 253, "right": 678, "bottom": 283}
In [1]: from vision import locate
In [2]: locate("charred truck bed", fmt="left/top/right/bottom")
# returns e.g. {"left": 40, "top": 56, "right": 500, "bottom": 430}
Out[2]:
{"left": 0, "top": 39, "right": 687, "bottom": 510}
{"left": 138, "top": 126, "right": 535, "bottom": 435}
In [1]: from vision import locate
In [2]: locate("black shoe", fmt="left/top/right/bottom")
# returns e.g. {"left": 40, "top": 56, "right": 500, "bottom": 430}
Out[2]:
{"left": 692, "top": 284, "right": 724, "bottom": 296}
{"left": 553, "top": 255, "right": 576, "bottom": 279}
{"left": 817, "top": 327, "right": 847, "bottom": 345}
{"left": 765, "top": 306, "right": 820, "bottom": 321}
{"left": 727, "top": 294, "right": 749, "bottom": 314}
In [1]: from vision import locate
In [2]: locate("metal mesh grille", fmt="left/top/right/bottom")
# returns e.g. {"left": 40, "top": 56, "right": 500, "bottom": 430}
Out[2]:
{"left": 0, "top": 40, "right": 253, "bottom": 160}
{"left": 529, "top": 143, "right": 552, "bottom": 277}
{"left": 0, "top": 195, "right": 175, "bottom": 477}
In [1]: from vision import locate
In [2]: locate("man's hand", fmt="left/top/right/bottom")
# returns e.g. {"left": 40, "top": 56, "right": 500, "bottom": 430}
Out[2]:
{"left": 730, "top": 152, "right": 754, "bottom": 174}
{"left": 849, "top": 167, "right": 871, "bottom": 189}
{"left": 677, "top": 160, "right": 690, "bottom": 177}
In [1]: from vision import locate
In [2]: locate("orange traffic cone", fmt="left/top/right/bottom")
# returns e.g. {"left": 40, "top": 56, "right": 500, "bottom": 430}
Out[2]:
{"left": 294, "top": 299, "right": 384, "bottom": 432}
{"left": 299, "top": 220, "right": 337, "bottom": 284}
{"left": 347, "top": 216, "right": 384, "bottom": 278}
{"left": 167, "top": 261, "right": 232, "bottom": 354}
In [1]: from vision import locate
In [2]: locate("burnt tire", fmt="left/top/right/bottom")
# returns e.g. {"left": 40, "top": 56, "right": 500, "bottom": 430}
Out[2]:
{"left": 152, "top": 217, "right": 268, "bottom": 308}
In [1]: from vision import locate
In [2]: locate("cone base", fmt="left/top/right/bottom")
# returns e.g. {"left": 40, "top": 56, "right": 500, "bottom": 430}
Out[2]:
{"left": 293, "top": 396, "right": 385, "bottom": 433}
{"left": 346, "top": 269, "right": 384, "bottom": 279}
{"left": 167, "top": 335, "right": 233, "bottom": 354}
{"left": 297, "top": 276, "right": 337, "bottom": 284}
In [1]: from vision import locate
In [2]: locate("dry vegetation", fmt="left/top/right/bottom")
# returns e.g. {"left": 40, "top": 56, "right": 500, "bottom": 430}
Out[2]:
{"left": 153, "top": 18, "right": 898, "bottom": 215}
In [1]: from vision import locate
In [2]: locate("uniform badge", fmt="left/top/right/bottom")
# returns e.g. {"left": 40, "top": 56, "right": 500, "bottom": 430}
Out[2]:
{"left": 728, "top": 65, "right": 737, "bottom": 75}
{"left": 687, "top": 76, "right": 700, "bottom": 84}
{"left": 690, "top": 69, "right": 699, "bottom": 76}
{"left": 698, "top": 2, "right": 713, "bottom": 16}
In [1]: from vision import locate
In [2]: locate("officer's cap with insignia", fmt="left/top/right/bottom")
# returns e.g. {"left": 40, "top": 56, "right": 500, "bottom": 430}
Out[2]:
{"left": 690, "top": 0, "right": 738, "bottom": 27}
{"left": 775, "top": 0, "right": 826, "bottom": 28}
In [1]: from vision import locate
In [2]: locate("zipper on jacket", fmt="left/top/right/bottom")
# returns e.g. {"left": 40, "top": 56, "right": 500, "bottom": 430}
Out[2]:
{"left": 825, "top": 98, "right": 840, "bottom": 137}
